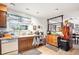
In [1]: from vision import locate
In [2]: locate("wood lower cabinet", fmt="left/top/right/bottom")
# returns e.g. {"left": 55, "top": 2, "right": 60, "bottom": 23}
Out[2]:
{"left": 46, "top": 35, "right": 58, "bottom": 47}
{"left": 18, "top": 37, "right": 34, "bottom": 53}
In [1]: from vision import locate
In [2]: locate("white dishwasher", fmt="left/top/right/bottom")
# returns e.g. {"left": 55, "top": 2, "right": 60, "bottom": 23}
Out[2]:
{"left": 1, "top": 39, "right": 18, "bottom": 55}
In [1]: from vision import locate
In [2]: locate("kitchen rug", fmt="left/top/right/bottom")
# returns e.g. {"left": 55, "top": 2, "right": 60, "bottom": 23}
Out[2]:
{"left": 21, "top": 49, "right": 42, "bottom": 55}
{"left": 45, "top": 44, "right": 59, "bottom": 52}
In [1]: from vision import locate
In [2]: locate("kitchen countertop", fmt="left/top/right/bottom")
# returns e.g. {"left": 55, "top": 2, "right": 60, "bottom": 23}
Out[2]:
{"left": 0, "top": 34, "right": 43, "bottom": 40}
{"left": 18, "top": 35, "right": 43, "bottom": 38}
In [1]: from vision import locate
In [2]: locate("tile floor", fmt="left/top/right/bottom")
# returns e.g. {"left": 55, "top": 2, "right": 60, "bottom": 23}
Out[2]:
{"left": 4, "top": 45, "right": 79, "bottom": 55}
{"left": 37, "top": 46, "right": 79, "bottom": 55}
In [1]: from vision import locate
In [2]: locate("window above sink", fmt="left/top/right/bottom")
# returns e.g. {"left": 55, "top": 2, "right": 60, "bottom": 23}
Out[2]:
{"left": 7, "top": 13, "right": 31, "bottom": 30}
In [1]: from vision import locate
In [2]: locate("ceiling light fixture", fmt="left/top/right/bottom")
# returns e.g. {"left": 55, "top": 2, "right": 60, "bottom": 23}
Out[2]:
{"left": 26, "top": 8, "right": 30, "bottom": 10}
{"left": 10, "top": 3, "right": 15, "bottom": 6}
{"left": 36, "top": 11, "right": 39, "bottom": 14}
{"left": 55, "top": 8, "right": 59, "bottom": 11}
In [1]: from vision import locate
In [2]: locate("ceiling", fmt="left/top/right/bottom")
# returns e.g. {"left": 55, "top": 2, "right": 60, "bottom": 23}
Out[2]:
{"left": 6, "top": 3, "right": 79, "bottom": 19}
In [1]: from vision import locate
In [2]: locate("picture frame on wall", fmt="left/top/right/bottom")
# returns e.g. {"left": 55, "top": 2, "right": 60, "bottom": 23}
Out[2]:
{"left": 33, "top": 25, "right": 37, "bottom": 30}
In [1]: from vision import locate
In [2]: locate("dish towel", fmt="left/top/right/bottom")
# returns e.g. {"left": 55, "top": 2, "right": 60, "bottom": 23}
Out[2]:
{"left": 32, "top": 37, "right": 40, "bottom": 46}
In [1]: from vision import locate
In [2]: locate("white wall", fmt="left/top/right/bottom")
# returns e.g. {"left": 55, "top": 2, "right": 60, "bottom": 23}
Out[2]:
{"left": 41, "top": 18, "right": 47, "bottom": 35}
{"left": 63, "top": 10, "right": 79, "bottom": 33}
{"left": 7, "top": 9, "right": 79, "bottom": 35}
{"left": 42, "top": 10, "right": 79, "bottom": 35}
{"left": 7, "top": 9, "right": 47, "bottom": 35}
{"left": 63, "top": 10, "right": 79, "bottom": 23}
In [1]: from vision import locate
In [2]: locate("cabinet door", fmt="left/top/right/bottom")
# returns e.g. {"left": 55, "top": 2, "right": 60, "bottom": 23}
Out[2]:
{"left": 18, "top": 38, "right": 27, "bottom": 53}
{"left": 47, "top": 35, "right": 58, "bottom": 46}
{"left": 0, "top": 11, "right": 6, "bottom": 28}
{"left": 27, "top": 37, "right": 33, "bottom": 49}
{"left": 18, "top": 37, "right": 34, "bottom": 53}
{"left": 47, "top": 35, "right": 51, "bottom": 44}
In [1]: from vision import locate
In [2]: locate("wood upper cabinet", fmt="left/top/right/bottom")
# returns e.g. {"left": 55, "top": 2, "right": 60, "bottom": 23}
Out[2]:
{"left": 0, "top": 4, "right": 7, "bottom": 28}
{"left": 0, "top": 11, "right": 7, "bottom": 28}
{"left": 47, "top": 35, "right": 58, "bottom": 47}
{"left": 0, "top": 4, "right": 7, "bottom": 12}
{"left": 0, "top": 40, "right": 1, "bottom": 54}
